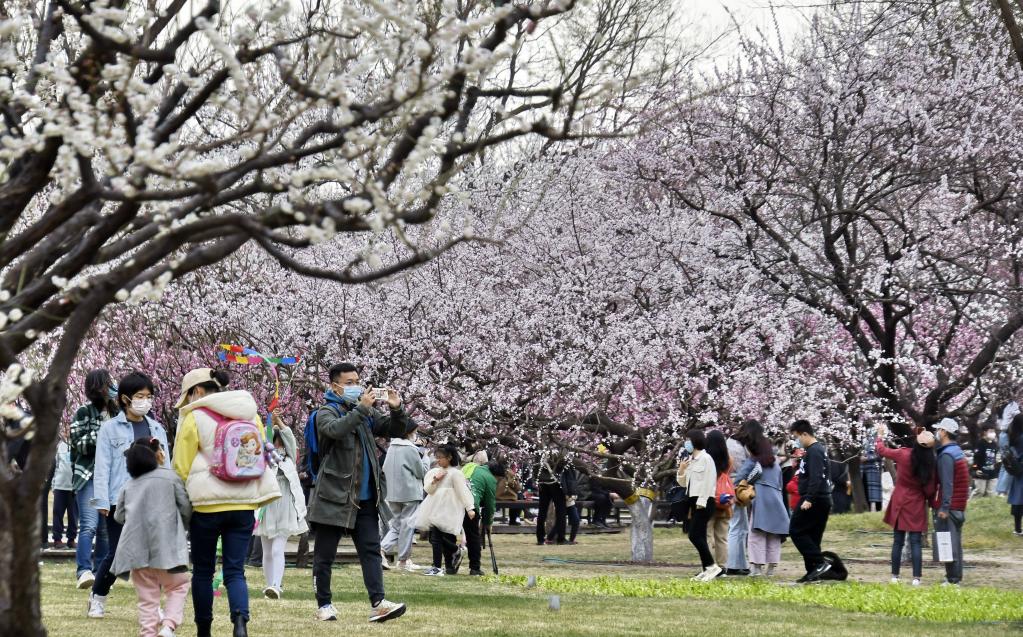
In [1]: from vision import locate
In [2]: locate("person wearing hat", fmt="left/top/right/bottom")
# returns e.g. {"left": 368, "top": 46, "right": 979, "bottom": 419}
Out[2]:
{"left": 172, "top": 368, "right": 281, "bottom": 637}
{"left": 875, "top": 425, "right": 937, "bottom": 585}
{"left": 380, "top": 420, "right": 426, "bottom": 572}
{"left": 931, "top": 417, "right": 970, "bottom": 585}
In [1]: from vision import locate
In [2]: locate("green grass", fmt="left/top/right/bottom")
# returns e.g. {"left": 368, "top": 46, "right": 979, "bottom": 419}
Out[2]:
{"left": 41, "top": 496, "right": 1022, "bottom": 636}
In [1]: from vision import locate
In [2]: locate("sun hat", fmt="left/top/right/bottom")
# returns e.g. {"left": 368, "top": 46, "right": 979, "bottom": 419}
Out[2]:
{"left": 916, "top": 431, "right": 936, "bottom": 448}
{"left": 174, "top": 368, "right": 221, "bottom": 409}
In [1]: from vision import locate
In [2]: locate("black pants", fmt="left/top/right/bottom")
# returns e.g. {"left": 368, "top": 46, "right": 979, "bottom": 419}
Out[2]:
{"left": 429, "top": 527, "right": 458, "bottom": 569}
{"left": 590, "top": 487, "right": 612, "bottom": 524}
{"left": 790, "top": 499, "right": 831, "bottom": 573}
{"left": 312, "top": 501, "right": 385, "bottom": 607}
{"left": 547, "top": 505, "right": 581, "bottom": 542}
{"left": 537, "top": 483, "right": 566, "bottom": 544}
{"left": 687, "top": 497, "right": 715, "bottom": 568}
{"left": 92, "top": 508, "right": 124, "bottom": 596}
{"left": 51, "top": 489, "right": 78, "bottom": 543}
{"left": 1012, "top": 504, "right": 1023, "bottom": 533}
{"left": 463, "top": 512, "right": 482, "bottom": 571}
{"left": 40, "top": 482, "right": 51, "bottom": 546}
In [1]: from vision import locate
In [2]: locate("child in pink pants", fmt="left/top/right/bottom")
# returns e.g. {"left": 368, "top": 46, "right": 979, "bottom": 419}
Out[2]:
{"left": 113, "top": 439, "right": 193, "bottom": 637}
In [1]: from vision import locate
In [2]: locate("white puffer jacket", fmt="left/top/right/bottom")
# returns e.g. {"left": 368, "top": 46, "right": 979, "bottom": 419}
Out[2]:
{"left": 177, "top": 391, "right": 281, "bottom": 509}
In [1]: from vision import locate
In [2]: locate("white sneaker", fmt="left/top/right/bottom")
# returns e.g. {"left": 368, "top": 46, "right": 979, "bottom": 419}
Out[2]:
{"left": 890, "top": 576, "right": 900, "bottom": 584}
{"left": 911, "top": 579, "right": 921, "bottom": 586}
{"left": 369, "top": 599, "right": 407, "bottom": 623}
{"left": 701, "top": 564, "right": 722, "bottom": 581}
{"left": 76, "top": 571, "right": 95, "bottom": 590}
{"left": 316, "top": 604, "right": 338, "bottom": 621}
{"left": 380, "top": 550, "right": 393, "bottom": 570}
{"left": 157, "top": 625, "right": 176, "bottom": 637}
{"left": 263, "top": 586, "right": 281, "bottom": 599}
{"left": 87, "top": 593, "right": 106, "bottom": 618}
{"left": 399, "top": 560, "right": 422, "bottom": 572}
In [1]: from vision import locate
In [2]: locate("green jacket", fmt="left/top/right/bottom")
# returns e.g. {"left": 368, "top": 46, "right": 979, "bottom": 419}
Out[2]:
{"left": 70, "top": 404, "right": 108, "bottom": 493}
{"left": 306, "top": 398, "right": 410, "bottom": 529}
{"left": 467, "top": 465, "right": 498, "bottom": 526}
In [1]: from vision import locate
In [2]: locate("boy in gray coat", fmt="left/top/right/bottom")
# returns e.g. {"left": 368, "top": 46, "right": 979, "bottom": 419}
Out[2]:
{"left": 381, "top": 421, "right": 425, "bottom": 571}
{"left": 113, "top": 438, "right": 191, "bottom": 637}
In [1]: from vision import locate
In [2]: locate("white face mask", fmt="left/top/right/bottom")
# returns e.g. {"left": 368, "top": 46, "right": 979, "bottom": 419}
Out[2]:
{"left": 131, "top": 398, "right": 153, "bottom": 416}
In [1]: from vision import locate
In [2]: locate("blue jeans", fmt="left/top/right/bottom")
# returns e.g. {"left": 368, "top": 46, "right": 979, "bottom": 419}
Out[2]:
{"left": 190, "top": 509, "right": 255, "bottom": 626}
{"left": 74, "top": 480, "right": 109, "bottom": 577}
{"left": 726, "top": 505, "right": 750, "bottom": 570}
{"left": 92, "top": 507, "right": 123, "bottom": 596}
{"left": 892, "top": 530, "right": 922, "bottom": 578}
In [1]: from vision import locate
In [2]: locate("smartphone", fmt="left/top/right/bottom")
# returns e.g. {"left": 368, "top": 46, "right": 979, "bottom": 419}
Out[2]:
{"left": 372, "top": 388, "right": 389, "bottom": 401}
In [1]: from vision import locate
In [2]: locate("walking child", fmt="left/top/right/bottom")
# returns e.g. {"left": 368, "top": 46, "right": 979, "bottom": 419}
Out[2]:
{"left": 415, "top": 445, "right": 476, "bottom": 576}
{"left": 112, "top": 438, "right": 191, "bottom": 637}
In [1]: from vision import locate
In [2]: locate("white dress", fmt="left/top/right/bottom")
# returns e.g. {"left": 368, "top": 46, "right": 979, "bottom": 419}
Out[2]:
{"left": 255, "top": 458, "right": 308, "bottom": 539}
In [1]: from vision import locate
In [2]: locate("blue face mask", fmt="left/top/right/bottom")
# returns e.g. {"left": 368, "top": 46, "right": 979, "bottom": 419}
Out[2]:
{"left": 684, "top": 440, "right": 694, "bottom": 454}
{"left": 793, "top": 437, "right": 804, "bottom": 449}
{"left": 108, "top": 385, "right": 118, "bottom": 401}
{"left": 342, "top": 385, "right": 364, "bottom": 402}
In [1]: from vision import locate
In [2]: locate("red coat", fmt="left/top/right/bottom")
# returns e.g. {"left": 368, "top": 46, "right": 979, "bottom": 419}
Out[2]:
{"left": 875, "top": 439, "right": 936, "bottom": 532}
{"left": 785, "top": 473, "right": 801, "bottom": 510}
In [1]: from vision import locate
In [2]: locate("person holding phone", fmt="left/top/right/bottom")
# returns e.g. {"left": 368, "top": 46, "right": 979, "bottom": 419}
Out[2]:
{"left": 306, "top": 362, "right": 411, "bottom": 624}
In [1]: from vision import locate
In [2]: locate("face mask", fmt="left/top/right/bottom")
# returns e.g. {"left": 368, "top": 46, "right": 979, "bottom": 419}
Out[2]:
{"left": 985, "top": 433, "right": 996, "bottom": 442}
{"left": 341, "top": 386, "right": 364, "bottom": 402}
{"left": 108, "top": 385, "right": 118, "bottom": 401}
{"left": 131, "top": 398, "right": 153, "bottom": 416}
{"left": 684, "top": 440, "right": 694, "bottom": 454}
{"left": 792, "top": 437, "right": 804, "bottom": 449}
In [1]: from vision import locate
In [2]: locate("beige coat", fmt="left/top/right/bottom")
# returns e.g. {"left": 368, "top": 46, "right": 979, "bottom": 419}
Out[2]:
{"left": 684, "top": 451, "right": 717, "bottom": 502}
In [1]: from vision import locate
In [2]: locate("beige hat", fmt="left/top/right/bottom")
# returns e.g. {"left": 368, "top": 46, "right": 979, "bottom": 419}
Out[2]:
{"left": 174, "top": 368, "right": 220, "bottom": 409}
{"left": 916, "top": 431, "right": 936, "bottom": 448}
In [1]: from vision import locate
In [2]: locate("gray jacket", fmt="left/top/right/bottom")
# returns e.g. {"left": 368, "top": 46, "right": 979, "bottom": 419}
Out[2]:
{"left": 383, "top": 439, "right": 426, "bottom": 503}
{"left": 112, "top": 467, "right": 191, "bottom": 576}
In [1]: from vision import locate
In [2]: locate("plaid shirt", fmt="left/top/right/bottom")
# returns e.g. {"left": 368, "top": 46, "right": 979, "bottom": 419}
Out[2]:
{"left": 70, "top": 404, "right": 109, "bottom": 492}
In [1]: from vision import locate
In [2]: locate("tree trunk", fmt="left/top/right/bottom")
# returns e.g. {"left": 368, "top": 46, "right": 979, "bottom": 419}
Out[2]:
{"left": 0, "top": 471, "right": 48, "bottom": 636}
{"left": 626, "top": 495, "right": 654, "bottom": 562}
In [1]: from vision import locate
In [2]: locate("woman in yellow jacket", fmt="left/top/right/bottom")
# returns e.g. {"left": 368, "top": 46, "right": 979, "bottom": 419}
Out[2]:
{"left": 172, "top": 369, "right": 280, "bottom": 637}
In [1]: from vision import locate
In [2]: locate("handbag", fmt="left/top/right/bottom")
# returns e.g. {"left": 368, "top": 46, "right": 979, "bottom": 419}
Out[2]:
{"left": 735, "top": 479, "right": 756, "bottom": 506}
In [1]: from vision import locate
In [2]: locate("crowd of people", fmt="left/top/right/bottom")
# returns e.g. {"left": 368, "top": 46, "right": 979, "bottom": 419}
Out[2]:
{"left": 25, "top": 362, "right": 1023, "bottom": 635}
{"left": 672, "top": 414, "right": 1023, "bottom": 586}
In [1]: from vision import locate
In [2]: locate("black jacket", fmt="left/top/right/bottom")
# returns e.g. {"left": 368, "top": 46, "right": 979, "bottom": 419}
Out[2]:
{"left": 972, "top": 440, "right": 1000, "bottom": 480}
{"left": 797, "top": 441, "right": 833, "bottom": 505}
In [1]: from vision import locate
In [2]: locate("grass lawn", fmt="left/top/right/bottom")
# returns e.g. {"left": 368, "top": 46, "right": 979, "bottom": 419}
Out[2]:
{"left": 41, "top": 497, "right": 1023, "bottom": 636}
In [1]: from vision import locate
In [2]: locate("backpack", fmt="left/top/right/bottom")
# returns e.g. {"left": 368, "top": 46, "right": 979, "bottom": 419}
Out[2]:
{"left": 198, "top": 408, "right": 267, "bottom": 482}
{"left": 715, "top": 472, "right": 735, "bottom": 510}
{"left": 1003, "top": 446, "right": 1023, "bottom": 477}
{"left": 303, "top": 403, "right": 344, "bottom": 481}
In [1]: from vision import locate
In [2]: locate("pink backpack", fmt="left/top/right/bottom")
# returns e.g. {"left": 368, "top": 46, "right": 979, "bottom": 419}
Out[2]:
{"left": 198, "top": 407, "right": 266, "bottom": 482}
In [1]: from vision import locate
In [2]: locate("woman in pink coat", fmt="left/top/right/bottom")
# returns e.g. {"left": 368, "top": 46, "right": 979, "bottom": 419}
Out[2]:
{"left": 875, "top": 426, "right": 937, "bottom": 585}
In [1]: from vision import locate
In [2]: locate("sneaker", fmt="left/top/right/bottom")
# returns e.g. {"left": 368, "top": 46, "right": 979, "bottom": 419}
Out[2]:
{"left": 702, "top": 565, "right": 723, "bottom": 581}
{"left": 263, "top": 586, "right": 281, "bottom": 599}
{"left": 468, "top": 569, "right": 484, "bottom": 576}
{"left": 316, "top": 604, "right": 338, "bottom": 621}
{"left": 445, "top": 567, "right": 459, "bottom": 575}
{"left": 940, "top": 580, "right": 960, "bottom": 587}
{"left": 1014, "top": 531, "right": 1023, "bottom": 537}
{"left": 369, "top": 599, "right": 406, "bottom": 623}
{"left": 422, "top": 567, "right": 445, "bottom": 577}
{"left": 380, "top": 550, "right": 393, "bottom": 570}
{"left": 67, "top": 539, "right": 77, "bottom": 549}
{"left": 803, "top": 562, "right": 832, "bottom": 583}
{"left": 399, "top": 561, "right": 422, "bottom": 572}
{"left": 52, "top": 541, "right": 65, "bottom": 550}
{"left": 765, "top": 565, "right": 776, "bottom": 577}
{"left": 157, "top": 625, "right": 176, "bottom": 637}
{"left": 890, "top": 576, "right": 900, "bottom": 584}
{"left": 87, "top": 593, "right": 106, "bottom": 618}
{"left": 451, "top": 547, "right": 464, "bottom": 571}
{"left": 76, "top": 571, "right": 95, "bottom": 590}
{"left": 911, "top": 579, "right": 921, "bottom": 586}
